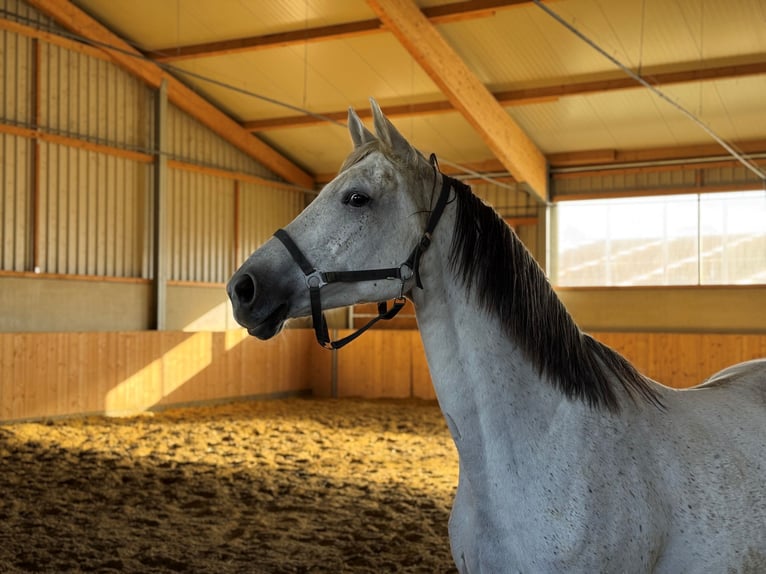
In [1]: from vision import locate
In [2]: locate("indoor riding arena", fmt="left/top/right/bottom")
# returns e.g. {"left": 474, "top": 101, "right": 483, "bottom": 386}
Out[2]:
{"left": 1, "top": 1, "right": 764, "bottom": 573}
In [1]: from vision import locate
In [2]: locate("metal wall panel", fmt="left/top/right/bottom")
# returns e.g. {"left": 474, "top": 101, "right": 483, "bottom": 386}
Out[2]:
{"left": 0, "top": 26, "right": 33, "bottom": 124}
{"left": 39, "top": 42, "right": 153, "bottom": 150}
{"left": 553, "top": 169, "right": 700, "bottom": 199}
{"left": 166, "top": 105, "right": 278, "bottom": 180}
{"left": 552, "top": 162, "right": 766, "bottom": 199}
{"left": 2, "top": 1, "right": 307, "bottom": 288}
{"left": 37, "top": 142, "right": 150, "bottom": 276}
{"left": 471, "top": 182, "right": 538, "bottom": 219}
{"left": 0, "top": 0, "right": 53, "bottom": 29}
{"left": 167, "top": 168, "right": 235, "bottom": 283}
{"left": 701, "top": 164, "right": 765, "bottom": 188}
{"left": 238, "top": 182, "right": 304, "bottom": 265}
{"left": 0, "top": 20, "right": 34, "bottom": 273}
{"left": 0, "top": 133, "right": 32, "bottom": 271}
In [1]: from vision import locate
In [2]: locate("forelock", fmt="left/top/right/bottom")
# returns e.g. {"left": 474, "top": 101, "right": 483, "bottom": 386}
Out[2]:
{"left": 339, "top": 140, "right": 383, "bottom": 173}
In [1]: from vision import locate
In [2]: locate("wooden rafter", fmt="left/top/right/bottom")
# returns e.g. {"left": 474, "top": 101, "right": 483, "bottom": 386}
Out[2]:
{"left": 146, "top": 0, "right": 537, "bottom": 63}
{"left": 243, "top": 55, "right": 766, "bottom": 132}
{"left": 25, "top": 0, "right": 314, "bottom": 189}
{"left": 367, "top": 0, "right": 548, "bottom": 202}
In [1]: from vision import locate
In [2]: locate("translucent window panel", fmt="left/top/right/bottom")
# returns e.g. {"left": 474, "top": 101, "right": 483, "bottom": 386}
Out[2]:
{"left": 700, "top": 191, "right": 766, "bottom": 285}
{"left": 555, "top": 195, "right": 699, "bottom": 286}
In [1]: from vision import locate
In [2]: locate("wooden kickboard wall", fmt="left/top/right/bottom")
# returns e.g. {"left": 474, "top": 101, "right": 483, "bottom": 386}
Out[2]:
{"left": 1, "top": 329, "right": 764, "bottom": 421}
{"left": 0, "top": 330, "right": 328, "bottom": 422}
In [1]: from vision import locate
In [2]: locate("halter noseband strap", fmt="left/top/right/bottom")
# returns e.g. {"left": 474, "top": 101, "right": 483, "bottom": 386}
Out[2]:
{"left": 273, "top": 170, "right": 454, "bottom": 350}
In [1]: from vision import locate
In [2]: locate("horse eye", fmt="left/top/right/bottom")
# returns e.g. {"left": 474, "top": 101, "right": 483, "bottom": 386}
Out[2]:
{"left": 344, "top": 192, "right": 370, "bottom": 208}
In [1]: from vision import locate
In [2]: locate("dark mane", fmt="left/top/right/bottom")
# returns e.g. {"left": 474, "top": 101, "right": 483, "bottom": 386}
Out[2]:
{"left": 447, "top": 181, "right": 662, "bottom": 412}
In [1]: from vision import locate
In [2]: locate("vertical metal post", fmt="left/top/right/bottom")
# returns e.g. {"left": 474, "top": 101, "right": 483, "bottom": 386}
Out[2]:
{"left": 232, "top": 179, "right": 240, "bottom": 276}
{"left": 152, "top": 79, "right": 168, "bottom": 329}
{"left": 31, "top": 39, "right": 42, "bottom": 273}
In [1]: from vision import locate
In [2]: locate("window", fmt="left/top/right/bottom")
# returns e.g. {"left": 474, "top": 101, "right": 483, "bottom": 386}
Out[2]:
{"left": 553, "top": 191, "right": 766, "bottom": 286}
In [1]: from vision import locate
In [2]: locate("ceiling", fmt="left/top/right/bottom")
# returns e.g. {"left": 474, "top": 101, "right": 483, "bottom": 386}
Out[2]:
{"left": 52, "top": 0, "right": 766, "bottom": 199}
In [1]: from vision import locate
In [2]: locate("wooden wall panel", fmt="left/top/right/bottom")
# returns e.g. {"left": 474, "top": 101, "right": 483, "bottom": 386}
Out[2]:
{"left": 334, "top": 330, "right": 766, "bottom": 398}
{"left": 0, "top": 329, "right": 322, "bottom": 422}
{"left": 2, "top": 329, "right": 764, "bottom": 422}
{"left": 589, "top": 332, "right": 766, "bottom": 388}
{"left": 335, "top": 329, "right": 414, "bottom": 398}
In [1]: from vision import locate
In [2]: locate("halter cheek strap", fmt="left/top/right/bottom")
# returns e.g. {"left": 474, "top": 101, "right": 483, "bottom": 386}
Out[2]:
{"left": 274, "top": 171, "right": 454, "bottom": 350}
{"left": 273, "top": 228, "right": 410, "bottom": 350}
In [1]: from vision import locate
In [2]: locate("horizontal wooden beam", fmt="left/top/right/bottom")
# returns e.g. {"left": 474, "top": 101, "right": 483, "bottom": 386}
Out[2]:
{"left": 167, "top": 159, "right": 305, "bottom": 192}
{"left": 0, "top": 120, "right": 306, "bottom": 191}
{"left": 319, "top": 138, "right": 766, "bottom": 185}
{"left": 548, "top": 138, "right": 766, "bottom": 168}
{"left": 24, "top": 0, "right": 314, "bottom": 189}
{"left": 553, "top": 158, "right": 766, "bottom": 181}
{"left": 368, "top": 0, "right": 548, "bottom": 202}
{"left": 244, "top": 55, "right": 766, "bottom": 132}
{"left": 146, "top": 0, "right": 536, "bottom": 63}
{"left": 0, "top": 121, "right": 154, "bottom": 163}
{"left": 505, "top": 216, "right": 539, "bottom": 227}
{"left": 243, "top": 100, "right": 454, "bottom": 132}
{"left": 0, "top": 12, "right": 107, "bottom": 60}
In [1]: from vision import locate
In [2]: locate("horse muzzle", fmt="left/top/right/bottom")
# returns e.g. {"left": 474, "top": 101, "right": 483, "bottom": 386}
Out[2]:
{"left": 227, "top": 268, "right": 291, "bottom": 339}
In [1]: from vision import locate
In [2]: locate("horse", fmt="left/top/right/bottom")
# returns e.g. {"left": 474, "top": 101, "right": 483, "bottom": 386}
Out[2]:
{"left": 227, "top": 99, "right": 766, "bottom": 573}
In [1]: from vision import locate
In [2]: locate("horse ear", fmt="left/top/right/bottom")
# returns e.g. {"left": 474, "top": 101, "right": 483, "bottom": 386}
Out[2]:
{"left": 370, "top": 98, "right": 415, "bottom": 162}
{"left": 347, "top": 106, "right": 376, "bottom": 149}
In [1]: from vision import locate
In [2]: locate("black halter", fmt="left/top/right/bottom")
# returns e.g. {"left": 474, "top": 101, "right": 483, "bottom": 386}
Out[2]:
{"left": 274, "top": 168, "right": 454, "bottom": 350}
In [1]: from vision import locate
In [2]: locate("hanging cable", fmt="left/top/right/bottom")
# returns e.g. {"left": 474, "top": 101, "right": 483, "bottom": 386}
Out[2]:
{"left": 531, "top": 0, "right": 766, "bottom": 182}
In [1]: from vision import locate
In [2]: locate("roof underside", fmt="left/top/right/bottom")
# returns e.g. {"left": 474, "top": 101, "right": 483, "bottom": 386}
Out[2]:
{"left": 65, "top": 0, "right": 766, "bottom": 197}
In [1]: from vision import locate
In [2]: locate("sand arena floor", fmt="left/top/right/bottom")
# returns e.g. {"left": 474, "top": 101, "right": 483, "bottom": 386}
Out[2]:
{"left": 0, "top": 398, "right": 459, "bottom": 573}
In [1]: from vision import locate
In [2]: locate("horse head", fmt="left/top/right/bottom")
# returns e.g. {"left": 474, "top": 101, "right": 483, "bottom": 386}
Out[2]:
{"left": 227, "top": 99, "right": 439, "bottom": 340}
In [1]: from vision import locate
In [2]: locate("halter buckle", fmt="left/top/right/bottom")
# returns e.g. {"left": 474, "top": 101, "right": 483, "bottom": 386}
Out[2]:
{"left": 305, "top": 270, "right": 327, "bottom": 289}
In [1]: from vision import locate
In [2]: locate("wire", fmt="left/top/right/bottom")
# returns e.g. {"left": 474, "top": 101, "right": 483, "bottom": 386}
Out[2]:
{"left": 531, "top": 0, "right": 766, "bottom": 182}
{"left": 438, "top": 158, "right": 520, "bottom": 192}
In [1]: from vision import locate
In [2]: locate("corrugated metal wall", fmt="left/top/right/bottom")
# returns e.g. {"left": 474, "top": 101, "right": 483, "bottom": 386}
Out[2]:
{"left": 0, "top": 14, "right": 34, "bottom": 123}
{"left": 1, "top": 9, "right": 34, "bottom": 272}
{"left": 164, "top": 108, "right": 306, "bottom": 284}
{"left": 471, "top": 181, "right": 538, "bottom": 220}
{"left": 0, "top": 0, "right": 305, "bottom": 288}
{"left": 167, "top": 169, "right": 234, "bottom": 283}
{"left": 37, "top": 143, "right": 150, "bottom": 276}
{"left": 41, "top": 42, "right": 153, "bottom": 149}
{"left": 238, "top": 182, "right": 305, "bottom": 264}
{"left": 552, "top": 163, "right": 766, "bottom": 199}
{"left": 0, "top": 135, "right": 32, "bottom": 271}
{"left": 166, "top": 106, "right": 273, "bottom": 178}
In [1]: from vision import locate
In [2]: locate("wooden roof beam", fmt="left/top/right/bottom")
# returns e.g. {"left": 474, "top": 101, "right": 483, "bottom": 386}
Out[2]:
{"left": 549, "top": 138, "right": 766, "bottom": 168}
{"left": 313, "top": 138, "right": 766, "bottom": 183}
{"left": 146, "top": 0, "right": 538, "bottom": 63}
{"left": 367, "top": 0, "right": 548, "bottom": 202}
{"left": 243, "top": 55, "right": 766, "bottom": 131}
{"left": 26, "top": 0, "right": 314, "bottom": 189}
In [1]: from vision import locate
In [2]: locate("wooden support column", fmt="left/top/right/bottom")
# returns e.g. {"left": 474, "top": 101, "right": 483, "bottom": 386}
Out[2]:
{"left": 152, "top": 80, "right": 168, "bottom": 330}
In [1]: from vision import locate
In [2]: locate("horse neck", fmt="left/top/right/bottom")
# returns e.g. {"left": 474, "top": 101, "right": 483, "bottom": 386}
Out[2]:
{"left": 411, "top": 205, "right": 571, "bottom": 464}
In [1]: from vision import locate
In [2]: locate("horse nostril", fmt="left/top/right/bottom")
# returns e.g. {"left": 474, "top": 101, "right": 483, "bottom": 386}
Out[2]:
{"left": 232, "top": 273, "right": 257, "bottom": 305}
